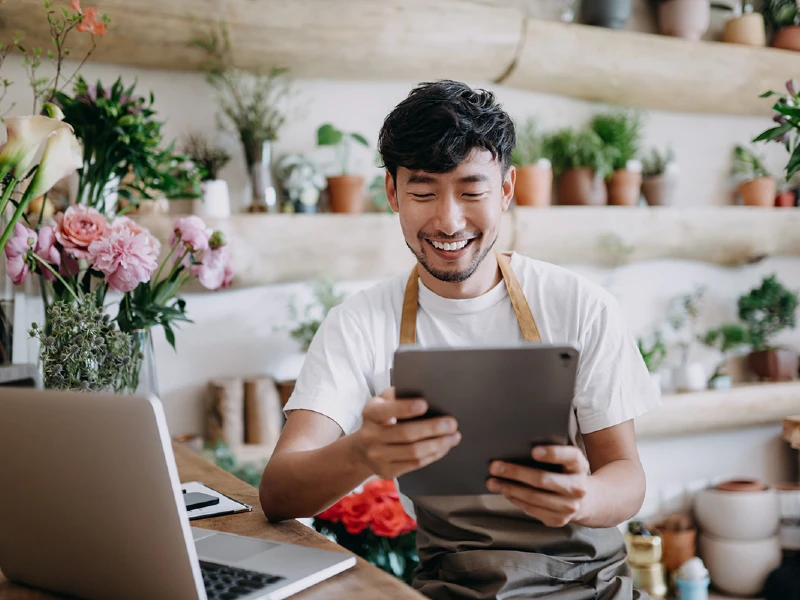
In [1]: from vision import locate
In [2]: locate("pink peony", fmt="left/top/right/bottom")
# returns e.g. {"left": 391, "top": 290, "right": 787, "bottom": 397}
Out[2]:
{"left": 35, "top": 226, "right": 62, "bottom": 282}
{"left": 192, "top": 245, "right": 233, "bottom": 290}
{"left": 88, "top": 226, "right": 158, "bottom": 293}
{"left": 170, "top": 216, "right": 209, "bottom": 252}
{"left": 55, "top": 205, "right": 109, "bottom": 259}
{"left": 111, "top": 216, "right": 161, "bottom": 254}
{"left": 4, "top": 223, "right": 36, "bottom": 285}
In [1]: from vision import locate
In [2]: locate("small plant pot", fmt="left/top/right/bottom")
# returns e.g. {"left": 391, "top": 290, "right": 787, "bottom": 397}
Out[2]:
{"left": 723, "top": 13, "right": 767, "bottom": 46}
{"left": 738, "top": 177, "right": 777, "bottom": 207}
{"left": 658, "top": 0, "right": 711, "bottom": 41}
{"left": 657, "top": 528, "right": 697, "bottom": 575}
{"left": 748, "top": 349, "right": 800, "bottom": 382}
{"left": 673, "top": 363, "right": 707, "bottom": 393}
{"left": 776, "top": 190, "right": 796, "bottom": 207}
{"left": 194, "top": 179, "right": 232, "bottom": 219}
{"left": 607, "top": 169, "right": 642, "bottom": 206}
{"left": 642, "top": 175, "right": 677, "bottom": 206}
{"left": 556, "top": 168, "right": 607, "bottom": 206}
{"left": 581, "top": 0, "right": 632, "bottom": 29}
{"left": 773, "top": 25, "right": 800, "bottom": 51}
{"left": 326, "top": 175, "right": 365, "bottom": 213}
{"left": 514, "top": 161, "right": 553, "bottom": 207}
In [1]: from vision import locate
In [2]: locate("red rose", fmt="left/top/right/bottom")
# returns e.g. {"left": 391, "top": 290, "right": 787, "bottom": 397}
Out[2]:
{"left": 362, "top": 478, "right": 399, "bottom": 504}
{"left": 400, "top": 513, "right": 417, "bottom": 535}
{"left": 371, "top": 501, "right": 411, "bottom": 538}
{"left": 316, "top": 500, "right": 344, "bottom": 524}
{"left": 340, "top": 493, "right": 373, "bottom": 535}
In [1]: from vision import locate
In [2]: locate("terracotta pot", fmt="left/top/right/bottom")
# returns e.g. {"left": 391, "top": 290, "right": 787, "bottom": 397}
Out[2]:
{"left": 582, "top": 0, "right": 632, "bottom": 29}
{"left": 658, "top": 0, "right": 710, "bottom": 41}
{"left": 326, "top": 175, "right": 365, "bottom": 213}
{"left": 658, "top": 528, "right": 697, "bottom": 574}
{"left": 514, "top": 163, "right": 553, "bottom": 207}
{"left": 738, "top": 177, "right": 776, "bottom": 207}
{"left": 607, "top": 169, "right": 642, "bottom": 206}
{"left": 642, "top": 175, "right": 677, "bottom": 206}
{"left": 748, "top": 349, "right": 800, "bottom": 381}
{"left": 723, "top": 13, "right": 766, "bottom": 46}
{"left": 556, "top": 168, "right": 607, "bottom": 206}
{"left": 776, "top": 190, "right": 796, "bottom": 207}
{"left": 716, "top": 479, "right": 768, "bottom": 493}
{"left": 773, "top": 25, "right": 800, "bottom": 51}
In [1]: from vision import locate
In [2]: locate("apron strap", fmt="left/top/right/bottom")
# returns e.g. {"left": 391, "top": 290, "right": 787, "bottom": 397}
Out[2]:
{"left": 400, "top": 267, "right": 420, "bottom": 345}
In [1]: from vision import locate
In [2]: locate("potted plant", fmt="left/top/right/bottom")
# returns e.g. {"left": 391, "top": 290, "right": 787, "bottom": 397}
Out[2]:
{"left": 591, "top": 110, "right": 645, "bottom": 206}
{"left": 641, "top": 146, "right": 678, "bottom": 206}
{"left": 737, "top": 274, "right": 798, "bottom": 381}
{"left": 549, "top": 127, "right": 612, "bottom": 205}
{"left": 182, "top": 133, "right": 232, "bottom": 219}
{"left": 764, "top": 0, "right": 800, "bottom": 49}
{"left": 667, "top": 286, "right": 709, "bottom": 393}
{"left": 699, "top": 323, "right": 751, "bottom": 388}
{"left": 638, "top": 334, "right": 668, "bottom": 393}
{"left": 275, "top": 153, "right": 326, "bottom": 213}
{"left": 510, "top": 118, "right": 553, "bottom": 207}
{"left": 731, "top": 144, "right": 776, "bottom": 206}
{"left": 754, "top": 79, "right": 800, "bottom": 184}
{"left": 720, "top": 2, "right": 767, "bottom": 45}
{"left": 581, "top": 0, "right": 633, "bottom": 29}
{"left": 317, "top": 123, "right": 370, "bottom": 213}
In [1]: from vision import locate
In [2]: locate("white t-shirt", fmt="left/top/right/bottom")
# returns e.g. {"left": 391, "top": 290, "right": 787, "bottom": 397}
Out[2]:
{"left": 284, "top": 252, "right": 661, "bottom": 511}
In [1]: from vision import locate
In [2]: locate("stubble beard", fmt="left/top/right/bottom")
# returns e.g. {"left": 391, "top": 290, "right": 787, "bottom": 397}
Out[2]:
{"left": 408, "top": 233, "right": 497, "bottom": 283}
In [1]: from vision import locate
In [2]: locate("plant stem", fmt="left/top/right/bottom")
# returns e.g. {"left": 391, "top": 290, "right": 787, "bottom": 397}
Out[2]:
{"left": 0, "top": 184, "right": 36, "bottom": 252}
{"left": 0, "top": 175, "right": 18, "bottom": 219}
{"left": 152, "top": 240, "right": 179, "bottom": 287}
{"left": 31, "top": 254, "right": 79, "bottom": 302}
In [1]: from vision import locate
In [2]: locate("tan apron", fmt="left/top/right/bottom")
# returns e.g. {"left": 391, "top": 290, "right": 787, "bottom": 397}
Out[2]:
{"left": 398, "top": 251, "right": 647, "bottom": 600}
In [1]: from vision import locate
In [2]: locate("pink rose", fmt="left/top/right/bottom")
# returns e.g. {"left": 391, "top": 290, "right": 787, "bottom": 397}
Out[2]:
{"left": 88, "top": 226, "right": 158, "bottom": 293}
{"left": 35, "top": 226, "right": 61, "bottom": 282}
{"left": 170, "top": 216, "right": 209, "bottom": 252}
{"left": 111, "top": 216, "right": 161, "bottom": 255}
{"left": 4, "top": 223, "right": 36, "bottom": 285}
{"left": 191, "top": 245, "right": 233, "bottom": 290}
{"left": 55, "top": 205, "right": 109, "bottom": 259}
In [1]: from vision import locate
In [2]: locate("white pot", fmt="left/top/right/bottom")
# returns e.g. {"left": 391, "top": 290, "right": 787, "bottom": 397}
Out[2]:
{"left": 194, "top": 179, "right": 231, "bottom": 219}
{"left": 672, "top": 362, "right": 707, "bottom": 392}
{"left": 694, "top": 486, "right": 780, "bottom": 541}
{"left": 698, "top": 532, "right": 781, "bottom": 597}
{"left": 649, "top": 372, "right": 663, "bottom": 395}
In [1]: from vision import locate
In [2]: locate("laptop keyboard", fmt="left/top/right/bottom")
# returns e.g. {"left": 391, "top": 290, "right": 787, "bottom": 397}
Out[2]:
{"left": 200, "top": 560, "right": 284, "bottom": 600}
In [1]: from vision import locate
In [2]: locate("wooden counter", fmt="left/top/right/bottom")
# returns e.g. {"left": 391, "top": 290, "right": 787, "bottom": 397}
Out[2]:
{"left": 0, "top": 443, "right": 423, "bottom": 600}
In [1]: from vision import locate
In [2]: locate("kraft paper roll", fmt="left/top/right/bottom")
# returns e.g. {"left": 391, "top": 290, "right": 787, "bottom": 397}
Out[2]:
{"left": 244, "top": 375, "right": 283, "bottom": 448}
{"left": 207, "top": 377, "right": 245, "bottom": 447}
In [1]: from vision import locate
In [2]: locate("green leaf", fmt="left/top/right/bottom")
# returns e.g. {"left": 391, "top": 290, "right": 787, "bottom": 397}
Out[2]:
{"left": 772, "top": 104, "right": 800, "bottom": 119}
{"left": 760, "top": 91, "right": 780, "bottom": 99}
{"left": 351, "top": 133, "right": 370, "bottom": 147}
{"left": 752, "top": 123, "right": 793, "bottom": 143}
{"left": 317, "top": 123, "right": 343, "bottom": 146}
{"left": 787, "top": 143, "right": 800, "bottom": 180}
{"left": 164, "top": 324, "right": 176, "bottom": 350}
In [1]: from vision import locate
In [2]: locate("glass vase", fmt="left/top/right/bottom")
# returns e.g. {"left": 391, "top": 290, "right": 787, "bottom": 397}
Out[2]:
{"left": 246, "top": 139, "right": 277, "bottom": 213}
{"left": 126, "top": 329, "right": 159, "bottom": 397}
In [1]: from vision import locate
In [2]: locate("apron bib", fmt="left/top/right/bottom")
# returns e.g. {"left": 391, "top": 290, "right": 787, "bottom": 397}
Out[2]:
{"left": 398, "top": 251, "right": 647, "bottom": 600}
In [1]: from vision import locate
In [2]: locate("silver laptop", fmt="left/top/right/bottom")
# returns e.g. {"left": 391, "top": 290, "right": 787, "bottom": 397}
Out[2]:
{"left": 0, "top": 387, "right": 356, "bottom": 600}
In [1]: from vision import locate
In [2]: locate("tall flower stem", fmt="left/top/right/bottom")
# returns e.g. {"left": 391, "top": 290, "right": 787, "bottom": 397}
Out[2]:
{"left": 30, "top": 254, "right": 79, "bottom": 302}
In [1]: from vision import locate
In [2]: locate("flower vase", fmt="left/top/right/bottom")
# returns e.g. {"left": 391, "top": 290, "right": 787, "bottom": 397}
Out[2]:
{"left": 246, "top": 140, "right": 277, "bottom": 213}
{"left": 127, "top": 329, "right": 159, "bottom": 397}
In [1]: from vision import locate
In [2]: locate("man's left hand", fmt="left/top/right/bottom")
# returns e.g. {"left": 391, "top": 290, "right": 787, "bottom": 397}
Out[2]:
{"left": 486, "top": 446, "right": 592, "bottom": 528}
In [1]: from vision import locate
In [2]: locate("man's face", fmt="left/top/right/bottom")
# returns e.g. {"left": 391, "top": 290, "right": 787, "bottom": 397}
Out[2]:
{"left": 387, "top": 150, "right": 515, "bottom": 283}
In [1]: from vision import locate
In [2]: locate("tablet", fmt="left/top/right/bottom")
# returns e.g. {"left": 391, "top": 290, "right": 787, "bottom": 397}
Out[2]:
{"left": 393, "top": 343, "right": 579, "bottom": 497}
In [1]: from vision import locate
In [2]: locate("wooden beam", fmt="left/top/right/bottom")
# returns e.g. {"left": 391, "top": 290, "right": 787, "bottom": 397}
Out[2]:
{"left": 2, "top": 0, "right": 798, "bottom": 115}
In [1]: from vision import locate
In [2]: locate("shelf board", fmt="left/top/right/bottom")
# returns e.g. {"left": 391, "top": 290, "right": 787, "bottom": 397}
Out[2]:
{"left": 3, "top": 0, "right": 799, "bottom": 115}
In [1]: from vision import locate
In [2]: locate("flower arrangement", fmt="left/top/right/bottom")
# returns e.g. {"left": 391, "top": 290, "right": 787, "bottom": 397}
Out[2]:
{"left": 275, "top": 153, "right": 325, "bottom": 212}
{"left": 313, "top": 479, "right": 419, "bottom": 583}
{"left": 182, "top": 133, "right": 231, "bottom": 182}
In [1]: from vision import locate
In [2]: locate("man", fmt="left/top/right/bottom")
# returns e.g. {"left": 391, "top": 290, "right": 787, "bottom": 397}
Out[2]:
{"left": 260, "top": 80, "right": 660, "bottom": 599}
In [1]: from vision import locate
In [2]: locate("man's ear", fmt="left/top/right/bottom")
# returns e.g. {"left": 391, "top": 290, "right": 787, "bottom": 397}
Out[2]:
{"left": 501, "top": 166, "right": 516, "bottom": 212}
{"left": 386, "top": 170, "right": 400, "bottom": 213}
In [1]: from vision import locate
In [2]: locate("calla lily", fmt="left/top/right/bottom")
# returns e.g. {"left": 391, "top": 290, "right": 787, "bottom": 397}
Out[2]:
{"left": 26, "top": 127, "right": 83, "bottom": 200}
{"left": 42, "top": 102, "right": 65, "bottom": 121}
{"left": 0, "top": 115, "right": 70, "bottom": 181}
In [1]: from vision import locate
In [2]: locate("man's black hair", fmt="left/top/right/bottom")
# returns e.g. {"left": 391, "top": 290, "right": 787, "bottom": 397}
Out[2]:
{"left": 378, "top": 80, "right": 516, "bottom": 181}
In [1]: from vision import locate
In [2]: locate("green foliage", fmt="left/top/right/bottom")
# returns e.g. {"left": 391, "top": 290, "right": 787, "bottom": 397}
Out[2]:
{"left": 754, "top": 80, "right": 800, "bottom": 182}
{"left": 30, "top": 293, "right": 141, "bottom": 393}
{"left": 511, "top": 118, "right": 553, "bottom": 167}
{"left": 731, "top": 144, "right": 771, "bottom": 183}
{"left": 204, "top": 440, "right": 265, "bottom": 489}
{"left": 288, "top": 279, "right": 345, "bottom": 352}
{"left": 590, "top": 110, "right": 645, "bottom": 172}
{"left": 641, "top": 146, "right": 676, "bottom": 177}
{"left": 115, "top": 275, "right": 192, "bottom": 351}
{"left": 181, "top": 133, "right": 231, "bottom": 181}
{"left": 547, "top": 127, "right": 613, "bottom": 178}
{"left": 317, "top": 123, "right": 370, "bottom": 176}
{"left": 667, "top": 286, "right": 707, "bottom": 365}
{"left": 638, "top": 335, "right": 667, "bottom": 372}
{"left": 737, "top": 274, "right": 798, "bottom": 351}
{"left": 764, "top": 0, "right": 799, "bottom": 30}
{"left": 700, "top": 323, "right": 751, "bottom": 353}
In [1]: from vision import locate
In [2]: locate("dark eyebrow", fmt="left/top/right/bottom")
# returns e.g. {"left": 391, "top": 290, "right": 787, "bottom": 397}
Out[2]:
{"left": 407, "top": 173, "right": 438, "bottom": 184}
{"left": 458, "top": 174, "right": 490, "bottom": 184}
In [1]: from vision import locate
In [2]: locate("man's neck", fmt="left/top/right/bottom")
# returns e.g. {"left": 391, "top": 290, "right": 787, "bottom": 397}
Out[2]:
{"left": 417, "top": 252, "right": 503, "bottom": 300}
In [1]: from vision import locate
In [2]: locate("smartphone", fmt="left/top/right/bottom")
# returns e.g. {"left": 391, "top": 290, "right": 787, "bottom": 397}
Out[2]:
{"left": 183, "top": 491, "right": 220, "bottom": 511}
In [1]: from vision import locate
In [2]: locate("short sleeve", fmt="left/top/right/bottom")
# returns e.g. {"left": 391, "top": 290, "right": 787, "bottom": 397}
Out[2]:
{"left": 573, "top": 297, "right": 661, "bottom": 434}
{"left": 283, "top": 306, "right": 374, "bottom": 435}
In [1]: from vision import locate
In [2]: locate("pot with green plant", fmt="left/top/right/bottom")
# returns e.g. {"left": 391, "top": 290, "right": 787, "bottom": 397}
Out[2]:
{"left": 731, "top": 144, "right": 776, "bottom": 206}
{"left": 641, "top": 146, "right": 678, "bottom": 206}
{"left": 764, "top": 0, "right": 800, "bottom": 50}
{"left": 549, "top": 127, "right": 612, "bottom": 206}
{"left": 275, "top": 153, "right": 325, "bottom": 213}
{"left": 182, "top": 133, "right": 232, "bottom": 219}
{"left": 699, "top": 323, "right": 751, "bottom": 389}
{"left": 317, "top": 123, "right": 370, "bottom": 213}
{"left": 581, "top": 0, "right": 633, "bottom": 29}
{"left": 720, "top": 2, "right": 767, "bottom": 46}
{"left": 591, "top": 110, "right": 645, "bottom": 206}
{"left": 638, "top": 334, "right": 668, "bottom": 393}
{"left": 511, "top": 118, "right": 553, "bottom": 207}
{"left": 668, "top": 286, "right": 709, "bottom": 393}
{"left": 738, "top": 274, "right": 798, "bottom": 381}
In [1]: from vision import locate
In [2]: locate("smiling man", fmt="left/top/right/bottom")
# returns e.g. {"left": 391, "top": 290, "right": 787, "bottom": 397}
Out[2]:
{"left": 260, "top": 80, "right": 661, "bottom": 599}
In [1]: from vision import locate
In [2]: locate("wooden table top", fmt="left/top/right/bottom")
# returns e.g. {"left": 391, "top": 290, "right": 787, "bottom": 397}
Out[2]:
{"left": 0, "top": 443, "right": 424, "bottom": 600}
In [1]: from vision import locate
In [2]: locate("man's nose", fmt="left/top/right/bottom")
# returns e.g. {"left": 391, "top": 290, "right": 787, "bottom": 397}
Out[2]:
{"left": 432, "top": 195, "right": 466, "bottom": 236}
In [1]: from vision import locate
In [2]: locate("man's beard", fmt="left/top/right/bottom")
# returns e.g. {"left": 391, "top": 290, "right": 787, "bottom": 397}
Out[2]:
{"left": 408, "top": 233, "right": 497, "bottom": 283}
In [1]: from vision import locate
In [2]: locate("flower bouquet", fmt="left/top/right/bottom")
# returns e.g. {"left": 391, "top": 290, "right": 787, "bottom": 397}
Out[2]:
{"left": 312, "top": 479, "right": 419, "bottom": 584}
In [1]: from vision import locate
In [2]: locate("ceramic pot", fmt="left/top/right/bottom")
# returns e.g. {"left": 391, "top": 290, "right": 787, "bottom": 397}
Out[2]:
{"left": 776, "top": 483, "right": 800, "bottom": 551}
{"left": 773, "top": 25, "right": 800, "bottom": 51}
{"left": 606, "top": 169, "right": 642, "bottom": 206}
{"left": 649, "top": 372, "right": 663, "bottom": 395}
{"left": 698, "top": 532, "right": 781, "bottom": 597}
{"left": 776, "top": 190, "right": 797, "bottom": 207}
{"left": 582, "top": 0, "right": 632, "bottom": 29}
{"left": 723, "top": 13, "right": 767, "bottom": 46}
{"left": 642, "top": 175, "right": 677, "bottom": 206}
{"left": 738, "top": 177, "right": 777, "bottom": 206}
{"left": 326, "top": 175, "right": 365, "bottom": 213}
{"left": 514, "top": 161, "right": 553, "bottom": 206}
{"left": 694, "top": 484, "right": 779, "bottom": 540}
{"left": 658, "top": 0, "right": 710, "bottom": 41}
{"left": 657, "top": 528, "right": 697, "bottom": 574}
{"left": 672, "top": 363, "right": 706, "bottom": 393}
{"left": 748, "top": 348, "right": 799, "bottom": 381}
{"left": 674, "top": 576, "right": 710, "bottom": 600}
{"left": 556, "top": 168, "right": 607, "bottom": 205}
{"left": 193, "top": 179, "right": 231, "bottom": 219}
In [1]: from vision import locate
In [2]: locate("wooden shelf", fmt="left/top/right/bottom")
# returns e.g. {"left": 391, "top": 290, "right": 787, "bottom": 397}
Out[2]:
{"left": 133, "top": 206, "right": 800, "bottom": 290}
{"left": 4, "top": 0, "right": 800, "bottom": 115}
{"left": 636, "top": 381, "right": 800, "bottom": 439}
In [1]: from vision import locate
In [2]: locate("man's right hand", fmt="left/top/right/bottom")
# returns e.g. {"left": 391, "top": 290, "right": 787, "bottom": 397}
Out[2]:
{"left": 353, "top": 387, "right": 461, "bottom": 480}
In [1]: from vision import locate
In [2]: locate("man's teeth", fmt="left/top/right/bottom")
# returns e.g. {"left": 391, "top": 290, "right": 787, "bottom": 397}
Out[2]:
{"left": 431, "top": 239, "right": 469, "bottom": 251}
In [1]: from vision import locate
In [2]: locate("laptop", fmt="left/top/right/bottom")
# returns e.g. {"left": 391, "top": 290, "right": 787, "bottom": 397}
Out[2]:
{"left": 0, "top": 387, "right": 356, "bottom": 600}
